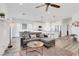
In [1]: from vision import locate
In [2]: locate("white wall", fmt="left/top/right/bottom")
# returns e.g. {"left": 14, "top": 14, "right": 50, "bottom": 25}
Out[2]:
{"left": 0, "top": 21, "right": 9, "bottom": 55}
{"left": 71, "top": 12, "right": 79, "bottom": 41}
{"left": 0, "top": 4, "right": 9, "bottom": 55}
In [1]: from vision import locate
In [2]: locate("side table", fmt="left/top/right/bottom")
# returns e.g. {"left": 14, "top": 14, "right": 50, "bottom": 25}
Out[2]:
{"left": 26, "top": 40, "right": 44, "bottom": 56}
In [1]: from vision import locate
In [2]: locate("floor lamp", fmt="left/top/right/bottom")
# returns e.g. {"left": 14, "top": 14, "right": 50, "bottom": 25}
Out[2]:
{"left": 8, "top": 20, "right": 15, "bottom": 48}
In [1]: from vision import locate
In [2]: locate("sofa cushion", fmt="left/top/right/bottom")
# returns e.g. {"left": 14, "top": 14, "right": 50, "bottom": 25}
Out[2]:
{"left": 30, "top": 34, "right": 36, "bottom": 38}
{"left": 40, "top": 38, "right": 55, "bottom": 48}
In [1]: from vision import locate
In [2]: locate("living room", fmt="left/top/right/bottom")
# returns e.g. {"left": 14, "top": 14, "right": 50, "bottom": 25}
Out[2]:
{"left": 0, "top": 3, "right": 79, "bottom": 56}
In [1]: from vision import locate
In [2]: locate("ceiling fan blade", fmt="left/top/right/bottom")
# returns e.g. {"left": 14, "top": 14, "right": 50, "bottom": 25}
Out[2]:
{"left": 35, "top": 4, "right": 45, "bottom": 8}
{"left": 50, "top": 4, "right": 60, "bottom": 8}
{"left": 46, "top": 5, "right": 49, "bottom": 12}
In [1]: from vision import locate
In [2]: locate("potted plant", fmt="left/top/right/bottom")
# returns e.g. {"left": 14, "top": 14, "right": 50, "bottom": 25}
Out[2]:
{"left": 0, "top": 13, "right": 5, "bottom": 18}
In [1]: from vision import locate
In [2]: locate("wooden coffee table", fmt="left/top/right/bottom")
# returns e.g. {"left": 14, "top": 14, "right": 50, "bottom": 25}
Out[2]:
{"left": 26, "top": 40, "right": 44, "bottom": 56}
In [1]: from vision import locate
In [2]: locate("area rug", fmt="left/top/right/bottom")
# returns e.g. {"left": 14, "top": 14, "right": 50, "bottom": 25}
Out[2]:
{"left": 19, "top": 47, "right": 75, "bottom": 56}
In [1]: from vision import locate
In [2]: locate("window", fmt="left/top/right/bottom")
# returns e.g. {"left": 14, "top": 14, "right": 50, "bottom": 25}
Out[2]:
{"left": 22, "top": 24, "right": 27, "bottom": 29}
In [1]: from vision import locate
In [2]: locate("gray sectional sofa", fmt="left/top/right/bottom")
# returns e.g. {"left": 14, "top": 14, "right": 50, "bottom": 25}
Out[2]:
{"left": 20, "top": 31, "right": 55, "bottom": 48}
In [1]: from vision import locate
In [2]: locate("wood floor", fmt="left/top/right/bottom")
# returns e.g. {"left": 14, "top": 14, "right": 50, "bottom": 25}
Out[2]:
{"left": 3, "top": 36, "right": 79, "bottom": 56}
{"left": 20, "top": 46, "right": 75, "bottom": 56}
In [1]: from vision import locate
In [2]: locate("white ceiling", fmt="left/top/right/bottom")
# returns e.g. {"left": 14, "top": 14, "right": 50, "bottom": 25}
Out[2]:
{"left": 5, "top": 3, "right": 79, "bottom": 22}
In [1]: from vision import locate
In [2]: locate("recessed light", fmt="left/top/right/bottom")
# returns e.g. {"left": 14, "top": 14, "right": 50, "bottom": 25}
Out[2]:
{"left": 19, "top": 3, "right": 23, "bottom": 5}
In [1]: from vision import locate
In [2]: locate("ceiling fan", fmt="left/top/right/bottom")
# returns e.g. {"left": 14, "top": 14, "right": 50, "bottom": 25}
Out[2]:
{"left": 35, "top": 3, "right": 60, "bottom": 12}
